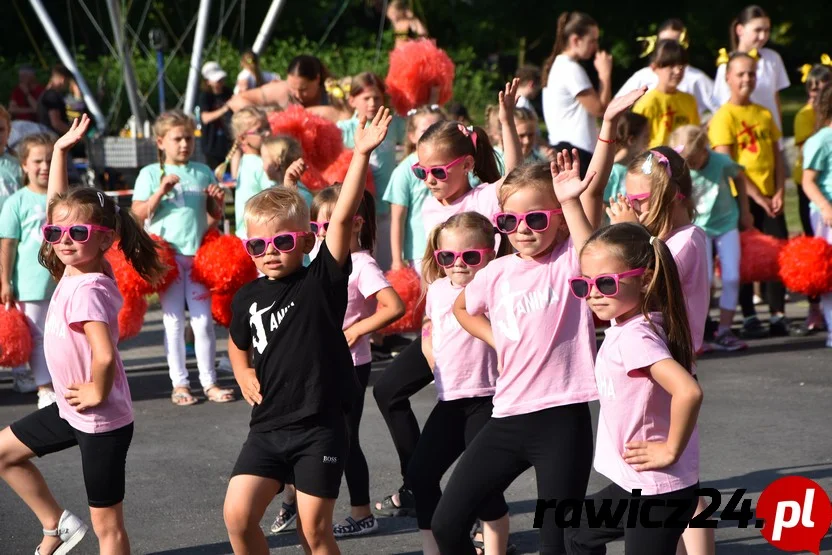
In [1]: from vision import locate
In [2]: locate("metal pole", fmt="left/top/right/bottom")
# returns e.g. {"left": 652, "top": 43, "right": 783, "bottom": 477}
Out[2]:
{"left": 184, "top": 0, "right": 213, "bottom": 116}
{"left": 105, "top": 0, "right": 145, "bottom": 128}
{"left": 252, "top": 0, "right": 288, "bottom": 56}
{"left": 156, "top": 50, "right": 166, "bottom": 112}
{"left": 27, "top": 0, "right": 108, "bottom": 131}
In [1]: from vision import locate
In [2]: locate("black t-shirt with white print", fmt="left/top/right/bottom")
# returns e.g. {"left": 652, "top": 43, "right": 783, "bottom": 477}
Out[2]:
{"left": 229, "top": 242, "right": 359, "bottom": 432}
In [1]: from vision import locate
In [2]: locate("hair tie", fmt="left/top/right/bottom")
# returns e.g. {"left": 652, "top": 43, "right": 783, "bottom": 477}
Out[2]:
{"left": 649, "top": 236, "right": 657, "bottom": 245}
{"left": 800, "top": 63, "right": 813, "bottom": 83}
{"left": 406, "top": 108, "right": 418, "bottom": 117}
{"left": 457, "top": 123, "right": 478, "bottom": 152}
{"left": 636, "top": 35, "right": 658, "bottom": 58}
{"left": 97, "top": 192, "right": 105, "bottom": 207}
{"left": 642, "top": 151, "right": 672, "bottom": 177}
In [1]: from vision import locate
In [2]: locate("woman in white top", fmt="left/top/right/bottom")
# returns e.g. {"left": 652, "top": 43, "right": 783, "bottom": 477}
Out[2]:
{"left": 541, "top": 11, "right": 612, "bottom": 177}
{"left": 615, "top": 19, "right": 718, "bottom": 116}
{"left": 711, "top": 5, "right": 790, "bottom": 132}
{"left": 234, "top": 51, "right": 279, "bottom": 95}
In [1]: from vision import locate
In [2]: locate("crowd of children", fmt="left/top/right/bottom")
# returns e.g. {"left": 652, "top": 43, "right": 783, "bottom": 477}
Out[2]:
{"left": 1, "top": 3, "right": 832, "bottom": 555}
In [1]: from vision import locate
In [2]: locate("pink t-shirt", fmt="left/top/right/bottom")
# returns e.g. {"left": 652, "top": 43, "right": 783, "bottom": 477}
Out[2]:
{"left": 665, "top": 225, "right": 709, "bottom": 353}
{"left": 464, "top": 238, "right": 598, "bottom": 417}
{"left": 44, "top": 273, "right": 133, "bottom": 434}
{"left": 421, "top": 181, "right": 502, "bottom": 236}
{"left": 426, "top": 277, "right": 498, "bottom": 401}
{"left": 344, "top": 251, "right": 391, "bottom": 366}
{"left": 593, "top": 313, "right": 700, "bottom": 495}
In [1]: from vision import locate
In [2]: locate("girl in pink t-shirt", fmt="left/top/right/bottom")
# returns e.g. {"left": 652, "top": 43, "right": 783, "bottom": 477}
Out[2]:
{"left": 0, "top": 115, "right": 166, "bottom": 555}
{"left": 429, "top": 87, "right": 649, "bottom": 555}
{"left": 408, "top": 212, "right": 509, "bottom": 555}
{"left": 564, "top": 222, "right": 703, "bottom": 555}
{"left": 275, "top": 186, "right": 404, "bottom": 539}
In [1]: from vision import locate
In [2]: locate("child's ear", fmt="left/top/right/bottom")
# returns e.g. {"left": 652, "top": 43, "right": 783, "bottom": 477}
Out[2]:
{"left": 302, "top": 233, "right": 316, "bottom": 254}
{"left": 101, "top": 231, "right": 116, "bottom": 252}
{"left": 352, "top": 216, "right": 364, "bottom": 234}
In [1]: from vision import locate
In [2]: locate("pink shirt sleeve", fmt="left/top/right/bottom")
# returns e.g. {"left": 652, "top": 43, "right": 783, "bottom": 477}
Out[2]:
{"left": 617, "top": 323, "right": 674, "bottom": 376}
{"left": 356, "top": 258, "right": 390, "bottom": 300}
{"left": 68, "top": 283, "right": 118, "bottom": 333}
{"left": 464, "top": 264, "right": 490, "bottom": 316}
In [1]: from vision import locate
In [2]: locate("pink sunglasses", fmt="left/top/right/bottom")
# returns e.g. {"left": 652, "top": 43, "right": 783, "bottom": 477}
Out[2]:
{"left": 42, "top": 224, "right": 111, "bottom": 244}
{"left": 433, "top": 248, "right": 492, "bottom": 268}
{"left": 493, "top": 209, "right": 563, "bottom": 233}
{"left": 626, "top": 191, "right": 686, "bottom": 204}
{"left": 569, "top": 268, "right": 646, "bottom": 299}
{"left": 411, "top": 156, "right": 467, "bottom": 181}
{"left": 242, "top": 231, "right": 310, "bottom": 257}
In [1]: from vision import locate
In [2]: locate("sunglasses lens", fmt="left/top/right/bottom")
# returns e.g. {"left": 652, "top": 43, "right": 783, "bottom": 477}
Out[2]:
{"left": 495, "top": 214, "right": 518, "bottom": 233}
{"left": 596, "top": 276, "right": 618, "bottom": 296}
{"left": 274, "top": 234, "right": 296, "bottom": 252}
{"left": 310, "top": 222, "right": 319, "bottom": 234}
{"left": 412, "top": 167, "right": 427, "bottom": 180}
{"left": 461, "top": 251, "right": 483, "bottom": 266}
{"left": 436, "top": 251, "right": 456, "bottom": 267}
{"left": 570, "top": 279, "right": 589, "bottom": 298}
{"left": 525, "top": 212, "right": 549, "bottom": 231}
{"left": 431, "top": 169, "right": 448, "bottom": 181}
{"left": 43, "top": 226, "right": 62, "bottom": 243}
{"left": 69, "top": 226, "right": 90, "bottom": 242}
{"left": 246, "top": 239, "right": 267, "bottom": 256}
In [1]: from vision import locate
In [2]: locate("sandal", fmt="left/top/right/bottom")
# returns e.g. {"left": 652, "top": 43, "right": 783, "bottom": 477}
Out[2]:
{"left": 35, "top": 510, "right": 88, "bottom": 555}
{"left": 333, "top": 514, "right": 379, "bottom": 538}
{"left": 205, "top": 385, "right": 235, "bottom": 403}
{"left": 373, "top": 487, "right": 417, "bottom": 517}
{"left": 171, "top": 388, "right": 198, "bottom": 406}
{"left": 270, "top": 502, "right": 298, "bottom": 534}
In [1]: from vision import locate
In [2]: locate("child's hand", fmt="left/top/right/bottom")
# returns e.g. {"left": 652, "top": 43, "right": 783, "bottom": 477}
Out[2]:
{"left": 159, "top": 175, "right": 180, "bottom": 196}
{"left": 283, "top": 158, "right": 305, "bottom": 188}
{"left": 391, "top": 258, "right": 409, "bottom": 271}
{"left": 54, "top": 115, "right": 91, "bottom": 152}
{"left": 238, "top": 367, "right": 262, "bottom": 406}
{"left": 498, "top": 78, "right": 520, "bottom": 123}
{"left": 603, "top": 86, "right": 648, "bottom": 122}
{"left": 354, "top": 107, "right": 393, "bottom": 155}
{"left": 65, "top": 382, "right": 104, "bottom": 412}
{"left": 594, "top": 51, "right": 613, "bottom": 78}
{"left": 623, "top": 440, "right": 678, "bottom": 471}
{"left": 751, "top": 195, "right": 775, "bottom": 218}
{"left": 551, "top": 149, "right": 596, "bottom": 204}
{"left": 207, "top": 184, "right": 225, "bottom": 205}
{"left": 771, "top": 189, "right": 785, "bottom": 216}
{"left": 822, "top": 204, "right": 832, "bottom": 227}
{"left": 607, "top": 194, "right": 639, "bottom": 224}
{"left": 0, "top": 281, "right": 14, "bottom": 306}
{"left": 343, "top": 325, "right": 361, "bottom": 348}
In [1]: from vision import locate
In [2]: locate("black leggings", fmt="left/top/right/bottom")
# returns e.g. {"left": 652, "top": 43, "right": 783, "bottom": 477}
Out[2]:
{"left": 432, "top": 403, "right": 594, "bottom": 555}
{"left": 372, "top": 338, "right": 433, "bottom": 487}
{"left": 344, "top": 362, "right": 372, "bottom": 507}
{"left": 797, "top": 185, "right": 821, "bottom": 305}
{"left": 407, "top": 396, "right": 508, "bottom": 530}
{"left": 740, "top": 200, "right": 789, "bottom": 317}
{"left": 565, "top": 482, "right": 699, "bottom": 555}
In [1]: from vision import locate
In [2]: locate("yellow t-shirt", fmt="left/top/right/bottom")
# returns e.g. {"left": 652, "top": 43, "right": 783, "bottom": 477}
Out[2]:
{"left": 708, "top": 102, "right": 781, "bottom": 196}
{"left": 632, "top": 89, "right": 700, "bottom": 148}
{"left": 793, "top": 103, "right": 816, "bottom": 185}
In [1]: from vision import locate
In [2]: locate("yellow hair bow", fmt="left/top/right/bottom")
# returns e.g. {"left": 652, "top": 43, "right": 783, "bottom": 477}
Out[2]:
{"left": 747, "top": 48, "right": 759, "bottom": 60}
{"left": 800, "top": 63, "right": 813, "bottom": 83}
{"left": 637, "top": 35, "right": 658, "bottom": 58}
{"left": 678, "top": 29, "right": 690, "bottom": 49}
{"left": 822, "top": 53, "right": 832, "bottom": 66}
{"left": 716, "top": 48, "right": 729, "bottom": 66}
{"left": 324, "top": 79, "right": 350, "bottom": 100}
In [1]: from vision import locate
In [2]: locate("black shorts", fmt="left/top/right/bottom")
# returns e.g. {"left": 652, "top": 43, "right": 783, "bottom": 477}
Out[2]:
{"left": 231, "top": 411, "right": 348, "bottom": 499}
{"left": 10, "top": 404, "right": 134, "bottom": 508}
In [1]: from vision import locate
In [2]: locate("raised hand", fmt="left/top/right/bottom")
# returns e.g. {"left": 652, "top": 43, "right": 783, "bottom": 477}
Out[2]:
{"left": 283, "top": 158, "right": 306, "bottom": 188}
{"left": 207, "top": 184, "right": 225, "bottom": 204}
{"left": 498, "top": 78, "right": 520, "bottom": 123}
{"left": 159, "top": 174, "right": 180, "bottom": 195}
{"left": 54, "top": 115, "right": 91, "bottom": 152}
{"left": 594, "top": 51, "right": 613, "bottom": 78}
{"left": 607, "top": 194, "right": 639, "bottom": 224}
{"left": 604, "top": 86, "right": 648, "bottom": 122}
{"left": 551, "top": 149, "right": 596, "bottom": 204}
{"left": 354, "top": 107, "right": 393, "bottom": 155}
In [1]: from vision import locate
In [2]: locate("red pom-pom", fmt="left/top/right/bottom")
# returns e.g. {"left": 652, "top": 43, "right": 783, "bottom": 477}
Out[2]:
{"left": 118, "top": 294, "right": 147, "bottom": 342}
{"left": 739, "top": 229, "right": 785, "bottom": 283}
{"left": 148, "top": 234, "right": 179, "bottom": 294}
{"left": 201, "top": 226, "right": 222, "bottom": 246}
{"left": 379, "top": 267, "right": 424, "bottom": 334}
{"left": 192, "top": 233, "right": 258, "bottom": 295}
{"left": 212, "top": 292, "right": 235, "bottom": 328}
{"left": 386, "top": 39, "right": 455, "bottom": 116}
{"left": 268, "top": 106, "right": 344, "bottom": 171}
{"left": 778, "top": 236, "right": 832, "bottom": 296}
{"left": 106, "top": 236, "right": 180, "bottom": 297}
{"left": 0, "top": 306, "right": 33, "bottom": 367}
{"left": 321, "top": 150, "right": 376, "bottom": 195}
{"left": 301, "top": 165, "right": 329, "bottom": 192}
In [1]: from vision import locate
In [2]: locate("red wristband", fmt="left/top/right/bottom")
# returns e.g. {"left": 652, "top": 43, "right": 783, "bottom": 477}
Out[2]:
{"left": 598, "top": 136, "right": 616, "bottom": 144}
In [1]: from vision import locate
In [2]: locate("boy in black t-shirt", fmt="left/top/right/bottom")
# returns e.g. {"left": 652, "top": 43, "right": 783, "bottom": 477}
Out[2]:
{"left": 224, "top": 107, "right": 393, "bottom": 554}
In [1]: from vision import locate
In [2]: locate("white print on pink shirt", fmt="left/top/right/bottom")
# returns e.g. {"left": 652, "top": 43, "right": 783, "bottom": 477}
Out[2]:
{"left": 596, "top": 373, "right": 616, "bottom": 400}
{"left": 433, "top": 310, "right": 461, "bottom": 348}
{"left": 491, "top": 281, "right": 560, "bottom": 342}
{"left": 44, "top": 312, "right": 67, "bottom": 339}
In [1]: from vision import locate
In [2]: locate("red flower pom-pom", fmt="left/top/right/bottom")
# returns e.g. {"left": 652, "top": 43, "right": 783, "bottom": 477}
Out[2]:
{"left": 301, "top": 165, "right": 329, "bottom": 192}
{"left": 106, "top": 237, "right": 180, "bottom": 297}
{"left": 268, "top": 106, "right": 344, "bottom": 171}
{"left": 192, "top": 233, "right": 258, "bottom": 295}
{"left": 201, "top": 226, "right": 221, "bottom": 246}
{"left": 379, "top": 267, "right": 424, "bottom": 334}
{"left": 118, "top": 294, "right": 147, "bottom": 343}
{"left": 778, "top": 236, "right": 832, "bottom": 296}
{"left": 739, "top": 229, "right": 785, "bottom": 283}
{"left": 212, "top": 292, "right": 235, "bottom": 328}
{"left": 386, "top": 39, "right": 455, "bottom": 116}
{"left": 0, "top": 306, "right": 33, "bottom": 367}
{"left": 322, "top": 150, "right": 376, "bottom": 195}
{"left": 148, "top": 234, "right": 179, "bottom": 294}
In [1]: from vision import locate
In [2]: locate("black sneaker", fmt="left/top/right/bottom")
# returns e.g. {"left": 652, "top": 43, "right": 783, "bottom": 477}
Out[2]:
{"left": 373, "top": 486, "right": 417, "bottom": 517}
{"left": 740, "top": 316, "right": 769, "bottom": 339}
{"left": 769, "top": 317, "right": 790, "bottom": 337}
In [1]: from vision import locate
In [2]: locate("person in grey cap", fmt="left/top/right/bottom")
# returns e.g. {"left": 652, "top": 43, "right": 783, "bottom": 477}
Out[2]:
{"left": 198, "top": 62, "right": 233, "bottom": 170}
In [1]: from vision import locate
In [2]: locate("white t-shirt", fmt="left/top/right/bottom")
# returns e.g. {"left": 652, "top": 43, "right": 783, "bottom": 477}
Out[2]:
{"left": 233, "top": 68, "right": 280, "bottom": 95}
{"left": 615, "top": 65, "right": 718, "bottom": 116}
{"left": 542, "top": 55, "right": 598, "bottom": 152}
{"left": 711, "top": 47, "right": 790, "bottom": 131}
{"left": 515, "top": 95, "right": 537, "bottom": 117}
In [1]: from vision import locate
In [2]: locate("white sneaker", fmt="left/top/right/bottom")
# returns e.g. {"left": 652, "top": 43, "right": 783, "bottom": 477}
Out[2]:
{"left": 37, "top": 389, "right": 57, "bottom": 410}
{"left": 216, "top": 355, "right": 233, "bottom": 374}
{"left": 34, "top": 509, "right": 88, "bottom": 554}
{"left": 12, "top": 371, "right": 38, "bottom": 394}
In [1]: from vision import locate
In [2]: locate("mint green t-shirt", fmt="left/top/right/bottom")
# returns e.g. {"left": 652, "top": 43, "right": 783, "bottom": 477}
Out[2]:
{"left": 690, "top": 151, "right": 742, "bottom": 237}
{"left": 0, "top": 151, "right": 22, "bottom": 211}
{"left": 603, "top": 163, "right": 628, "bottom": 202}
{"left": 132, "top": 162, "right": 217, "bottom": 255}
{"left": 803, "top": 127, "right": 832, "bottom": 210}
{"left": 0, "top": 187, "right": 55, "bottom": 301}
{"left": 338, "top": 115, "right": 397, "bottom": 215}
{"left": 235, "top": 154, "right": 270, "bottom": 239}
{"left": 383, "top": 153, "right": 431, "bottom": 261}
